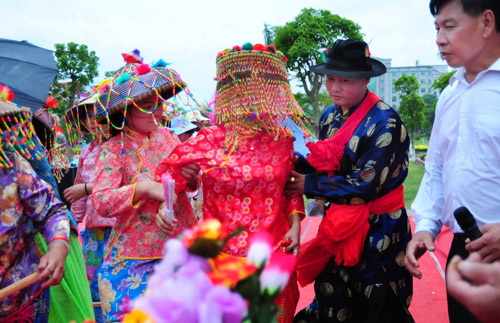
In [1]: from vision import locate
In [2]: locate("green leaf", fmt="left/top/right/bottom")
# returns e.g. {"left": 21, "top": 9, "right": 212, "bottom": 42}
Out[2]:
{"left": 187, "top": 237, "right": 224, "bottom": 258}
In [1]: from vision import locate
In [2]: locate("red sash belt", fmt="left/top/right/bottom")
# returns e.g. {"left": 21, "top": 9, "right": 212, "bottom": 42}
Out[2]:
{"left": 297, "top": 185, "right": 404, "bottom": 287}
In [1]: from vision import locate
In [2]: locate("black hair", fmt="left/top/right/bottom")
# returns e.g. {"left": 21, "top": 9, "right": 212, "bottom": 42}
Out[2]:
{"left": 107, "top": 111, "right": 125, "bottom": 137}
{"left": 430, "top": 0, "right": 500, "bottom": 32}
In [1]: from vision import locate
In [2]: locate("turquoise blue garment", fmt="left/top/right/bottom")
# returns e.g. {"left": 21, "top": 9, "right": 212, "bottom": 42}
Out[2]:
{"left": 28, "top": 139, "right": 77, "bottom": 229}
{"left": 98, "top": 245, "right": 158, "bottom": 322}
{"left": 82, "top": 227, "right": 113, "bottom": 323}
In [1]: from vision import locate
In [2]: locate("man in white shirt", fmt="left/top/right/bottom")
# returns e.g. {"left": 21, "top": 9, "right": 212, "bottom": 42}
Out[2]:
{"left": 405, "top": 0, "right": 500, "bottom": 322}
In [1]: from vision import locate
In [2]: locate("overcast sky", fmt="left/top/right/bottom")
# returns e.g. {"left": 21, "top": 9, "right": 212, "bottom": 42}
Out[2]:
{"left": 4, "top": 0, "right": 446, "bottom": 105}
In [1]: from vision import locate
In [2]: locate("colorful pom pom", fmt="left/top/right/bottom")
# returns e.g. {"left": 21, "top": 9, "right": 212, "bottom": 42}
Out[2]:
{"left": 136, "top": 63, "right": 151, "bottom": 76}
{"left": 152, "top": 59, "right": 170, "bottom": 68}
{"left": 242, "top": 42, "right": 253, "bottom": 50}
{"left": 44, "top": 95, "right": 58, "bottom": 109}
{"left": 266, "top": 45, "right": 276, "bottom": 53}
{"left": 116, "top": 73, "right": 131, "bottom": 85}
{"left": 0, "top": 84, "right": 15, "bottom": 102}
{"left": 319, "top": 48, "right": 329, "bottom": 62}
{"left": 122, "top": 49, "right": 143, "bottom": 64}
{"left": 276, "top": 51, "right": 287, "bottom": 63}
{"left": 253, "top": 43, "right": 266, "bottom": 51}
{"left": 232, "top": 45, "right": 242, "bottom": 52}
{"left": 99, "top": 84, "right": 110, "bottom": 94}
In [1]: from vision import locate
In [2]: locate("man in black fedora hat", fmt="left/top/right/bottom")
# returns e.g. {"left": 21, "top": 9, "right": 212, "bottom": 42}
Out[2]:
{"left": 286, "top": 39, "right": 413, "bottom": 322}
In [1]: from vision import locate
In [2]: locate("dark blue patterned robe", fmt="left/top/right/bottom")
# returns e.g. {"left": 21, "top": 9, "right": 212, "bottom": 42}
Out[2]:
{"left": 296, "top": 92, "right": 413, "bottom": 322}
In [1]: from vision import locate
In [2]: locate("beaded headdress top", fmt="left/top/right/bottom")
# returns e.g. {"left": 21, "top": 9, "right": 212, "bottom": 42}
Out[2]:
{"left": 215, "top": 42, "right": 311, "bottom": 149}
{"left": 0, "top": 83, "right": 46, "bottom": 168}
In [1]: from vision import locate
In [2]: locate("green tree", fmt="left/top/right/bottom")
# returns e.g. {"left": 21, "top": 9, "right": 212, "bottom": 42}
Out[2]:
{"left": 431, "top": 70, "right": 456, "bottom": 94}
{"left": 294, "top": 91, "right": 332, "bottom": 133}
{"left": 272, "top": 8, "right": 363, "bottom": 131}
{"left": 104, "top": 70, "right": 116, "bottom": 78}
{"left": 52, "top": 42, "right": 99, "bottom": 117}
{"left": 394, "top": 75, "right": 425, "bottom": 150}
{"left": 394, "top": 74, "right": 419, "bottom": 95}
{"left": 422, "top": 94, "right": 437, "bottom": 135}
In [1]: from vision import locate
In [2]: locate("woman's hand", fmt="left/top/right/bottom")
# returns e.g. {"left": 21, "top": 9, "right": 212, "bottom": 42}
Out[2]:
{"left": 284, "top": 213, "right": 301, "bottom": 256}
{"left": 181, "top": 163, "right": 201, "bottom": 191}
{"left": 133, "top": 181, "right": 165, "bottom": 204}
{"left": 63, "top": 184, "right": 87, "bottom": 203}
{"left": 156, "top": 202, "right": 178, "bottom": 235}
{"left": 38, "top": 242, "right": 69, "bottom": 289}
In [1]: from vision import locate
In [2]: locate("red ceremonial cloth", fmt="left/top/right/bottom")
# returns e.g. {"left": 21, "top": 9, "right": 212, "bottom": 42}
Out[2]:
{"left": 297, "top": 185, "right": 404, "bottom": 287}
{"left": 306, "top": 91, "right": 381, "bottom": 173}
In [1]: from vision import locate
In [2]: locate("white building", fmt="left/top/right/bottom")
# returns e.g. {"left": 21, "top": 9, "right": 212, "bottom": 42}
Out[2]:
{"left": 368, "top": 58, "right": 449, "bottom": 109}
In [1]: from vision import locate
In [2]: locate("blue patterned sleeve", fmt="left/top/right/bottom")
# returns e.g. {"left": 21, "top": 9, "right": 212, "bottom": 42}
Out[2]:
{"left": 305, "top": 109, "right": 409, "bottom": 204}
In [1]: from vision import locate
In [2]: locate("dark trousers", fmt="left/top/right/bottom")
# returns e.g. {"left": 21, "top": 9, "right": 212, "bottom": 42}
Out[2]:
{"left": 446, "top": 235, "right": 480, "bottom": 323}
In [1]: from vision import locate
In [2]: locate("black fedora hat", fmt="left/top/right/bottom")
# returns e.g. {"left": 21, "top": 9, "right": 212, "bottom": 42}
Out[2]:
{"left": 310, "top": 39, "right": 386, "bottom": 79}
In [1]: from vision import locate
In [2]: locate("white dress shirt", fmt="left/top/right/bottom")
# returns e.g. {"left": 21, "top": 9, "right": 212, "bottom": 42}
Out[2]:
{"left": 412, "top": 58, "right": 500, "bottom": 238}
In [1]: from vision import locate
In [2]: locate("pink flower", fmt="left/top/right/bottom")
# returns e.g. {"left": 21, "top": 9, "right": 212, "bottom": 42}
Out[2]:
{"left": 260, "top": 252, "right": 296, "bottom": 296}
{"left": 246, "top": 231, "right": 273, "bottom": 266}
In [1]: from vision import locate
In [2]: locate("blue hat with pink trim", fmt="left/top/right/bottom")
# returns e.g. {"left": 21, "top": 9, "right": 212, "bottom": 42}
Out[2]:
{"left": 170, "top": 114, "right": 197, "bottom": 135}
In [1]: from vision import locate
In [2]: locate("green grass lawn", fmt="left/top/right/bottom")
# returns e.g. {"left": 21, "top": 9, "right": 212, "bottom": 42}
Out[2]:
{"left": 404, "top": 161, "right": 425, "bottom": 207}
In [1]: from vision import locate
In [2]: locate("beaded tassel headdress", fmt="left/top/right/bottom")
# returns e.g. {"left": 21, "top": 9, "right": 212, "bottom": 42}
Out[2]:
{"left": 95, "top": 50, "right": 203, "bottom": 128}
{"left": 215, "top": 42, "right": 312, "bottom": 150}
{"left": 64, "top": 94, "right": 107, "bottom": 153}
{"left": 0, "top": 83, "right": 46, "bottom": 168}
{"left": 95, "top": 50, "right": 204, "bottom": 154}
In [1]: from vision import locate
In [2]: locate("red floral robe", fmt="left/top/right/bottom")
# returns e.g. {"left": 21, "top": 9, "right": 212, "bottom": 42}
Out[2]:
{"left": 156, "top": 126, "right": 305, "bottom": 322}
{"left": 92, "top": 126, "right": 197, "bottom": 259}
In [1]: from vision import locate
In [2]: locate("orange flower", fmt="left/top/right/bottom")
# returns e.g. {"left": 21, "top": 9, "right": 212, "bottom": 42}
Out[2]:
{"left": 207, "top": 253, "right": 258, "bottom": 288}
{"left": 181, "top": 219, "right": 222, "bottom": 247}
{"left": 122, "top": 309, "right": 155, "bottom": 323}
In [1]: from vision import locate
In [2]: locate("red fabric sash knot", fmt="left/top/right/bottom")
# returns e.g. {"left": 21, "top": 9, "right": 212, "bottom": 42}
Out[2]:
{"left": 306, "top": 91, "right": 381, "bottom": 173}
{"left": 297, "top": 185, "right": 405, "bottom": 287}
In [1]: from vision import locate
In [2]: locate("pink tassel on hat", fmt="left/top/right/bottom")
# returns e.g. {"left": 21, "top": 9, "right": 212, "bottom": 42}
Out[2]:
{"left": 136, "top": 63, "right": 151, "bottom": 76}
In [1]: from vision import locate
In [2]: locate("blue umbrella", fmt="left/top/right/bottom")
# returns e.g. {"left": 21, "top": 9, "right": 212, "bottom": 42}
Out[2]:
{"left": 0, "top": 38, "right": 58, "bottom": 112}
{"left": 281, "top": 117, "right": 313, "bottom": 156}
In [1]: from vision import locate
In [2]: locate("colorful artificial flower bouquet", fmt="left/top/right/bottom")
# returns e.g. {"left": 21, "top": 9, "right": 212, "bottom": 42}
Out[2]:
{"left": 122, "top": 219, "right": 297, "bottom": 323}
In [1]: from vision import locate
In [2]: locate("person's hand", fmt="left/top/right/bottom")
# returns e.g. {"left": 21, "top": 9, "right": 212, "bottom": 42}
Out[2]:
{"left": 181, "top": 163, "right": 200, "bottom": 190}
{"left": 284, "top": 214, "right": 301, "bottom": 256}
{"left": 134, "top": 181, "right": 165, "bottom": 203}
{"left": 447, "top": 253, "right": 500, "bottom": 323}
{"left": 156, "top": 201, "right": 178, "bottom": 235}
{"left": 466, "top": 223, "right": 500, "bottom": 262}
{"left": 404, "top": 231, "right": 435, "bottom": 279}
{"left": 284, "top": 171, "right": 305, "bottom": 196}
{"left": 38, "top": 242, "right": 69, "bottom": 289}
{"left": 63, "top": 184, "right": 86, "bottom": 203}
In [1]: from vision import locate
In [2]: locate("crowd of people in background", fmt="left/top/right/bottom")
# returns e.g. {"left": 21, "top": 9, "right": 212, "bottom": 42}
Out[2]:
{"left": 1, "top": 0, "right": 499, "bottom": 322}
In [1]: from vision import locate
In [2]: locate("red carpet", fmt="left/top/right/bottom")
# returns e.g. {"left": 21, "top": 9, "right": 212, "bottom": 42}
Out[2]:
{"left": 296, "top": 215, "right": 452, "bottom": 323}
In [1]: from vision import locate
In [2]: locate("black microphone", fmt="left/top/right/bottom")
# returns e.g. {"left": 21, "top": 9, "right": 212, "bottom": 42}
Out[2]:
{"left": 453, "top": 206, "right": 483, "bottom": 241}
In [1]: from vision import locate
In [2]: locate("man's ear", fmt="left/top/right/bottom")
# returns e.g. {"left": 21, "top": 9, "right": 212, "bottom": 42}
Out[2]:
{"left": 481, "top": 9, "right": 497, "bottom": 38}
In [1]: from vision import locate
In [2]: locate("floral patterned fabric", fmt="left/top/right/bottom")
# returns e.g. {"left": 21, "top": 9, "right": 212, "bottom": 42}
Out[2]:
{"left": 71, "top": 138, "right": 114, "bottom": 323}
{"left": 71, "top": 138, "right": 114, "bottom": 228}
{"left": 0, "top": 153, "right": 69, "bottom": 319}
{"left": 156, "top": 126, "right": 305, "bottom": 257}
{"left": 91, "top": 126, "right": 197, "bottom": 259}
{"left": 97, "top": 245, "right": 157, "bottom": 322}
{"left": 82, "top": 226, "right": 112, "bottom": 323}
